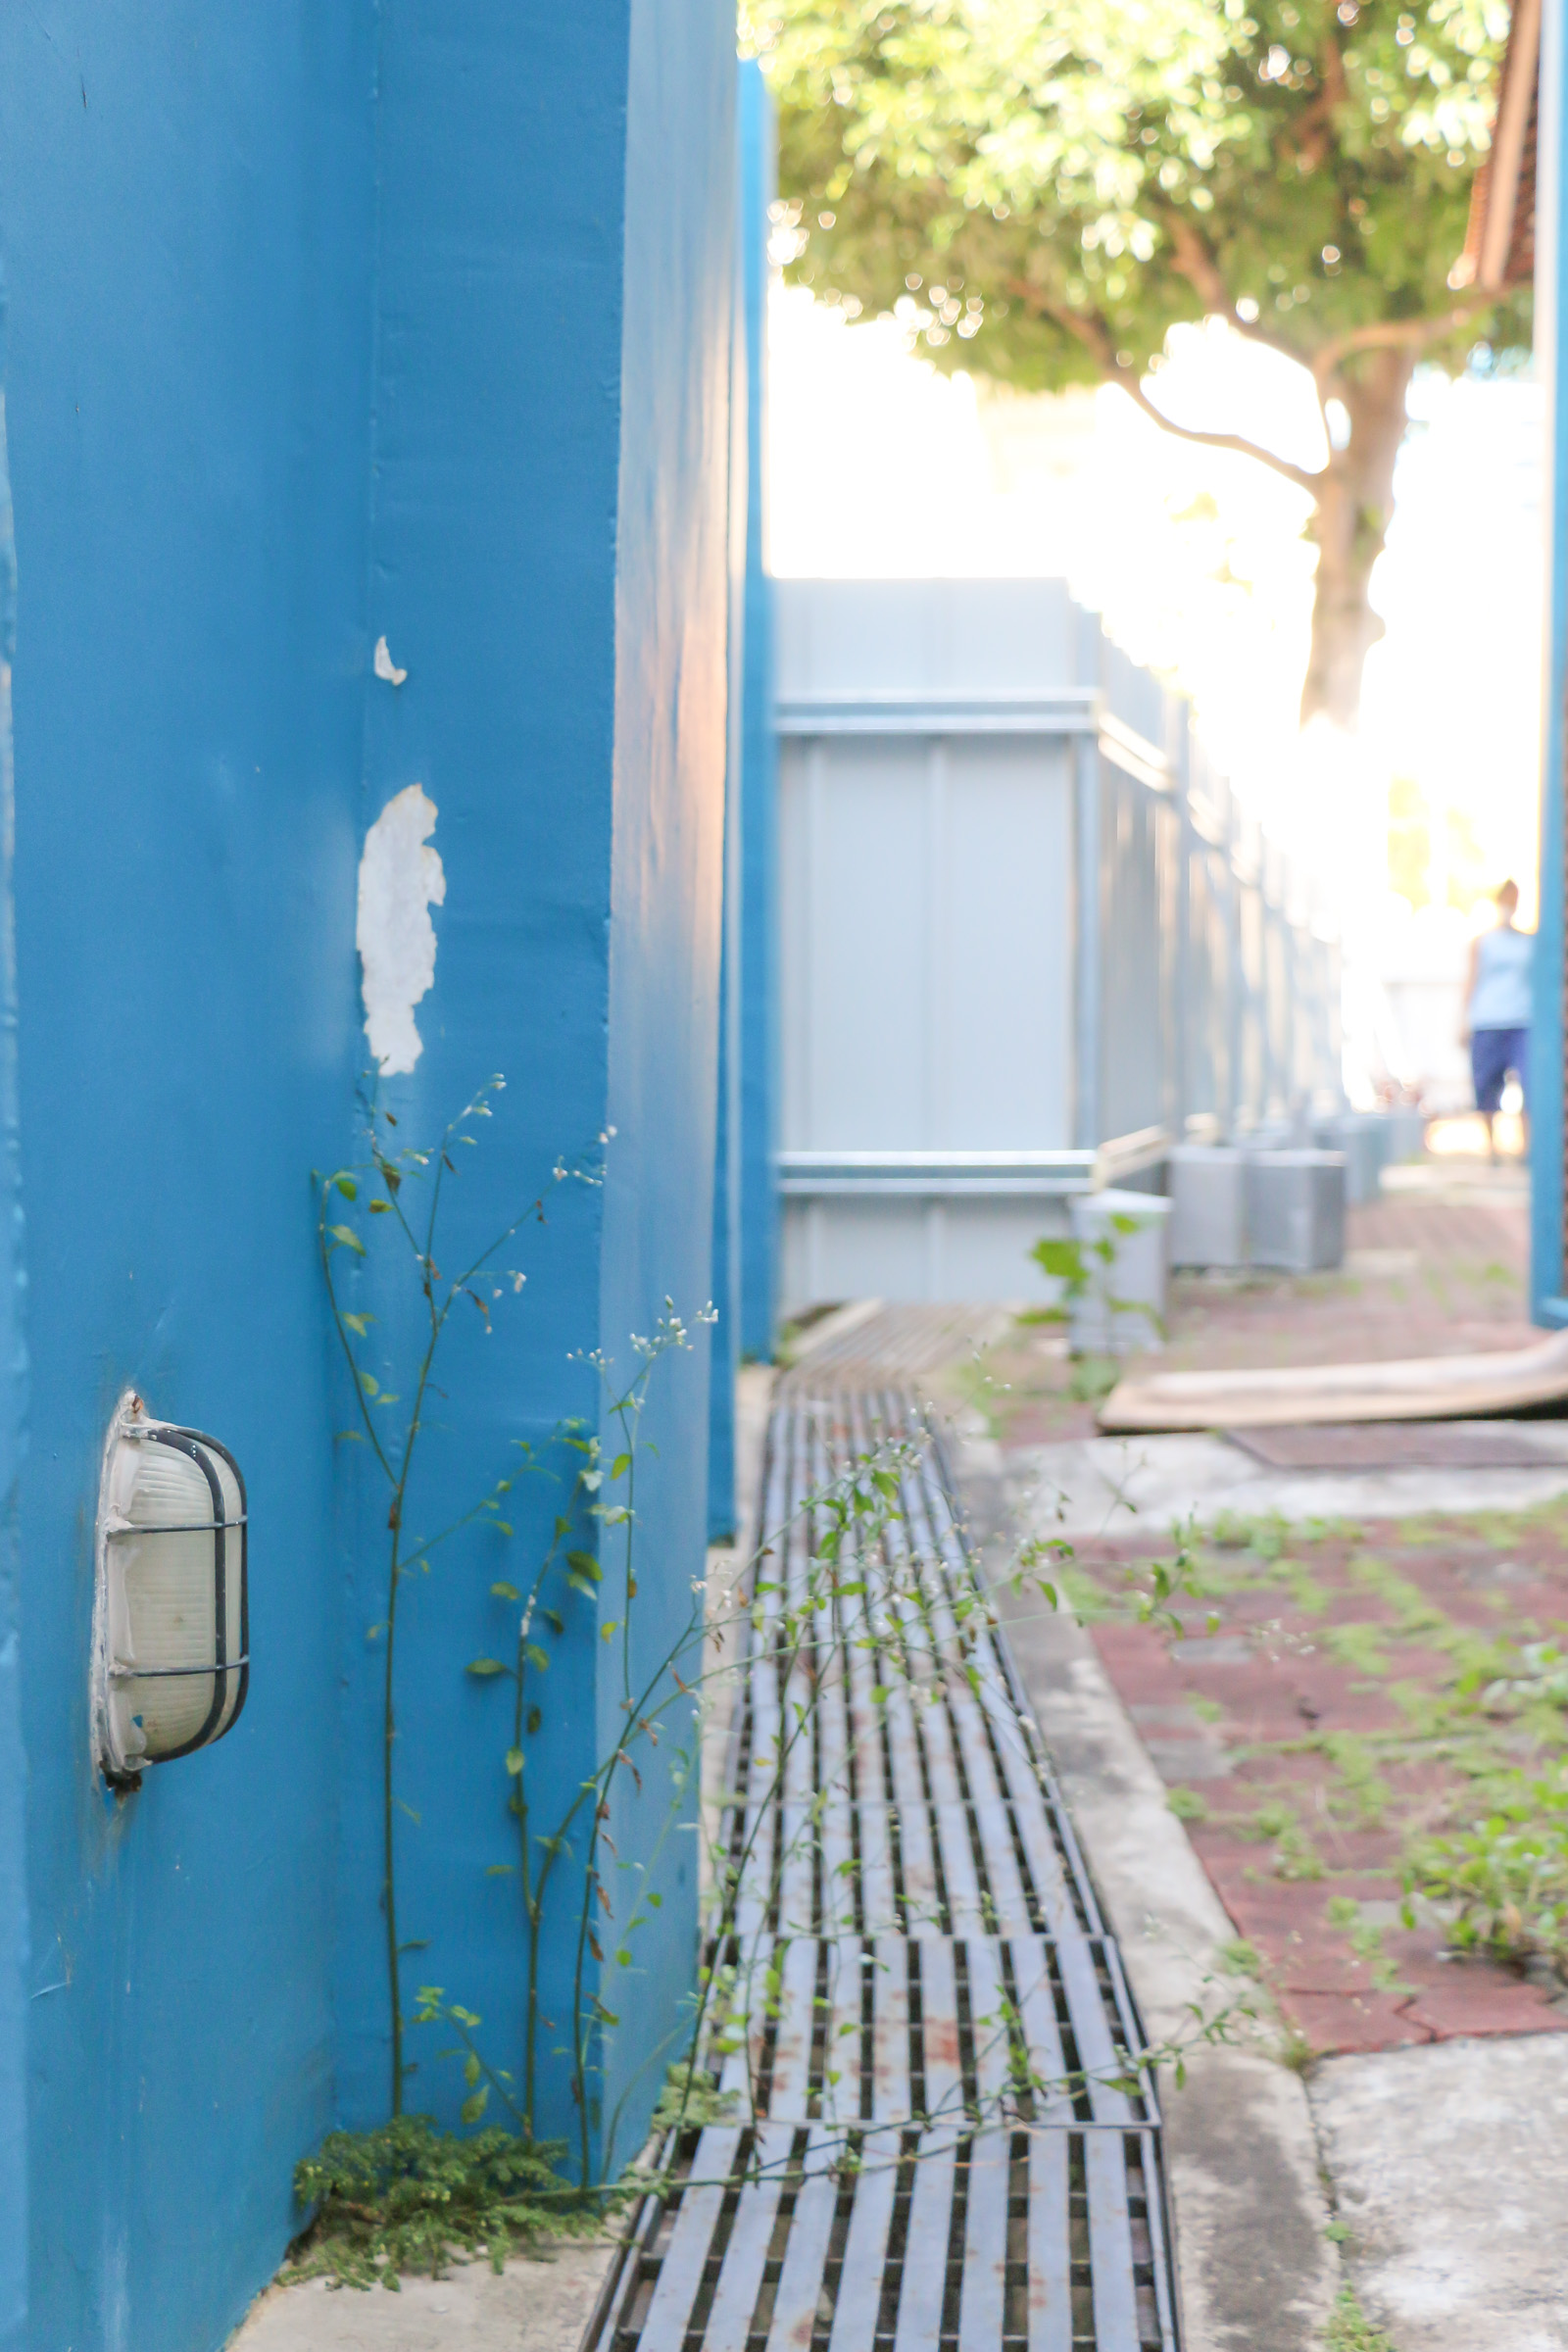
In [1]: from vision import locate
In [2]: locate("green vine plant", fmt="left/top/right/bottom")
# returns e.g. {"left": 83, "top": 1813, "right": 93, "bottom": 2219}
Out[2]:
{"left": 1029, "top": 1216, "right": 1164, "bottom": 1350}
{"left": 292, "top": 1086, "right": 1249, "bottom": 2288}
{"left": 316, "top": 1076, "right": 597, "bottom": 2120}
{"left": 644, "top": 1439, "right": 1252, "bottom": 2200}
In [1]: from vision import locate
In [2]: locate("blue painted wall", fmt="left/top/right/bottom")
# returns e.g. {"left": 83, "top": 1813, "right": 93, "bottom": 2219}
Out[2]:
{"left": 0, "top": 326, "right": 29, "bottom": 2352}
{"left": 739, "top": 64, "right": 781, "bottom": 1363}
{"left": 1534, "top": 0, "right": 1568, "bottom": 1324}
{"left": 0, "top": 3, "right": 737, "bottom": 2340}
{"left": 710, "top": 68, "right": 755, "bottom": 1545}
{"left": 0, "top": 16, "right": 373, "bottom": 2347}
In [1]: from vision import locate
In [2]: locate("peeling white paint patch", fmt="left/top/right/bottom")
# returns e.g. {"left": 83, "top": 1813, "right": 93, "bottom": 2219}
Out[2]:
{"left": 373, "top": 634, "right": 408, "bottom": 685}
{"left": 357, "top": 785, "right": 445, "bottom": 1075}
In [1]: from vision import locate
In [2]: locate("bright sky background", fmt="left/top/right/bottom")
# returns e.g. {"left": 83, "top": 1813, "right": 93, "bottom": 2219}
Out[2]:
{"left": 767, "top": 280, "right": 1546, "bottom": 948}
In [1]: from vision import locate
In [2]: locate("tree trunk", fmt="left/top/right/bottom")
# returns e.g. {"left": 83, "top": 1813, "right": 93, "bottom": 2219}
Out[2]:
{"left": 1298, "top": 347, "right": 1417, "bottom": 731}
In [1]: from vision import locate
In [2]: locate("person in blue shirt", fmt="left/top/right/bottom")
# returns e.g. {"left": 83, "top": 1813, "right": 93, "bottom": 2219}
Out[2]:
{"left": 1460, "top": 879, "right": 1533, "bottom": 1159}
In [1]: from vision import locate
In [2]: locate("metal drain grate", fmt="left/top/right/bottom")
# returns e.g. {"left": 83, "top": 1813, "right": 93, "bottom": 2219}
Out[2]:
{"left": 586, "top": 1391, "right": 1181, "bottom": 2352}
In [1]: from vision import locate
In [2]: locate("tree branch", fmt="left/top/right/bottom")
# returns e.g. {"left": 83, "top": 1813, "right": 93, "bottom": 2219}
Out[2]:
{"left": 1008, "top": 278, "right": 1325, "bottom": 492}
{"left": 1311, "top": 294, "right": 1494, "bottom": 380}
{"left": 1110, "top": 369, "right": 1323, "bottom": 490}
{"left": 1162, "top": 211, "right": 1233, "bottom": 317}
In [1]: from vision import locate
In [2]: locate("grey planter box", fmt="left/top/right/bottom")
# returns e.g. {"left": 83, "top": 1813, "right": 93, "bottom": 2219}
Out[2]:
{"left": 1069, "top": 1188, "right": 1171, "bottom": 1354}
{"left": 1168, "top": 1144, "right": 1250, "bottom": 1269}
{"left": 1247, "top": 1149, "right": 1346, "bottom": 1272}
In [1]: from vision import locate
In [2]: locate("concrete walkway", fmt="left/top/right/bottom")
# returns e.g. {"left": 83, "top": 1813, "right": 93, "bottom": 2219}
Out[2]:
{"left": 1312, "top": 2037, "right": 1568, "bottom": 2351}
{"left": 1008, "top": 1426, "right": 1568, "bottom": 1543}
{"left": 230, "top": 2245, "right": 614, "bottom": 2352}
{"left": 974, "top": 1415, "right": 1568, "bottom": 2352}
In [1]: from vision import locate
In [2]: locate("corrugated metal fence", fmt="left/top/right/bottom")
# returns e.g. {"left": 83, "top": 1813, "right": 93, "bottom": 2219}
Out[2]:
{"left": 774, "top": 581, "right": 1340, "bottom": 1313}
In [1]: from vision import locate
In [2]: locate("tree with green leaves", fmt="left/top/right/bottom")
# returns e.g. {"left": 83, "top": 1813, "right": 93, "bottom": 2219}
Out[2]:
{"left": 753, "top": 0, "right": 1525, "bottom": 729}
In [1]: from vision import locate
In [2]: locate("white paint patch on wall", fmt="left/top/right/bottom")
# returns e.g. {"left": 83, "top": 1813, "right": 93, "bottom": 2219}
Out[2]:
{"left": 357, "top": 784, "right": 446, "bottom": 1074}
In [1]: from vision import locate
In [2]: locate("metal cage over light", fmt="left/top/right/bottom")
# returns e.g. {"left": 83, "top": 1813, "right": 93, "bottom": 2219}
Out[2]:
{"left": 93, "top": 1392, "right": 249, "bottom": 1783}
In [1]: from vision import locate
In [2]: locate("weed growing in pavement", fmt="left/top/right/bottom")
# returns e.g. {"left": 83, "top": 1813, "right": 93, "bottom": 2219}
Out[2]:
{"left": 1167, "top": 1787, "right": 1209, "bottom": 1821}
{"left": 1321, "top": 1620, "right": 1393, "bottom": 1678}
{"left": 1401, "top": 1767, "right": 1568, "bottom": 1973}
{"left": 1271, "top": 1823, "right": 1327, "bottom": 1882}
{"left": 284, "top": 2119, "right": 610, "bottom": 2288}
{"left": 1275, "top": 2023, "right": 1317, "bottom": 2074}
{"left": 1324, "top": 2284, "right": 1399, "bottom": 2350}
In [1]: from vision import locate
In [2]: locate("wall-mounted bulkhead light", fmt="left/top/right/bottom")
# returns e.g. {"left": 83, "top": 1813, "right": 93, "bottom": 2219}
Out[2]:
{"left": 93, "top": 1393, "right": 248, "bottom": 1784}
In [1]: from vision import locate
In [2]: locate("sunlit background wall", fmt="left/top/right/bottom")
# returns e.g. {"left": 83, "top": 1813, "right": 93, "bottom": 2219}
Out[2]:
{"left": 767, "top": 268, "right": 1544, "bottom": 1105}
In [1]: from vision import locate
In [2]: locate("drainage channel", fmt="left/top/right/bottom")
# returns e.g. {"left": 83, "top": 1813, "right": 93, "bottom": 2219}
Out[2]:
{"left": 585, "top": 1387, "right": 1181, "bottom": 2352}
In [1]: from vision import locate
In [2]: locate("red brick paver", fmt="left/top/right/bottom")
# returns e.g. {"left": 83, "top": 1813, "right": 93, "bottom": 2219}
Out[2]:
{"left": 1075, "top": 1509, "right": 1568, "bottom": 2057}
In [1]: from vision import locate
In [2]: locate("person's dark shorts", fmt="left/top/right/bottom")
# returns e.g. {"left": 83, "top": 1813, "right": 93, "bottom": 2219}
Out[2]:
{"left": 1471, "top": 1025, "right": 1528, "bottom": 1115}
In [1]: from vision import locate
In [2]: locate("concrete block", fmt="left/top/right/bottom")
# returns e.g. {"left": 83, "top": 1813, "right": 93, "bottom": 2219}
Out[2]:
{"left": 1246, "top": 1150, "right": 1346, "bottom": 1272}
{"left": 1167, "top": 1145, "right": 1249, "bottom": 1269}
{"left": 1069, "top": 1189, "right": 1171, "bottom": 1354}
{"left": 1383, "top": 1104, "right": 1428, "bottom": 1163}
{"left": 1314, "top": 1113, "right": 1389, "bottom": 1204}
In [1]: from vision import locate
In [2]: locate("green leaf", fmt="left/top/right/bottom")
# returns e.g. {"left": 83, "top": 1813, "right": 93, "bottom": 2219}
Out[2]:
{"left": 505, "top": 1746, "right": 524, "bottom": 1776}
{"left": 485, "top": 1863, "right": 515, "bottom": 1876}
{"left": 460, "top": 2087, "right": 489, "bottom": 2126}
{"left": 341, "top": 1311, "right": 372, "bottom": 1337}
{"left": 1031, "top": 1237, "right": 1084, "bottom": 1280}
{"left": 464, "top": 2052, "right": 482, "bottom": 2085}
{"left": 334, "top": 1174, "right": 359, "bottom": 1200}
{"left": 466, "top": 1657, "right": 509, "bottom": 1678}
{"left": 566, "top": 1551, "right": 602, "bottom": 1583}
{"left": 524, "top": 1642, "right": 551, "bottom": 1673}
{"left": 491, "top": 1520, "right": 514, "bottom": 1538}
{"left": 611, "top": 1452, "right": 633, "bottom": 1480}
{"left": 567, "top": 1574, "right": 598, "bottom": 1599}
{"left": 359, "top": 1372, "right": 379, "bottom": 1396}
{"left": 540, "top": 1606, "right": 564, "bottom": 1636}
{"left": 368, "top": 1199, "right": 394, "bottom": 1214}
{"left": 328, "top": 1224, "right": 366, "bottom": 1256}
{"left": 526, "top": 1706, "right": 543, "bottom": 1735}
{"left": 491, "top": 1581, "right": 520, "bottom": 1601}
{"left": 647, "top": 1889, "right": 662, "bottom": 1909}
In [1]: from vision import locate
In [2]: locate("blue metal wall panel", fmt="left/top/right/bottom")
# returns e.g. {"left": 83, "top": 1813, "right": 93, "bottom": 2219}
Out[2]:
{"left": 596, "top": 0, "right": 736, "bottom": 2171}
{"left": 739, "top": 62, "right": 780, "bottom": 1360}
{"left": 710, "top": 71, "right": 751, "bottom": 1546}
{"left": 0, "top": 12, "right": 377, "bottom": 2344}
{"left": 0, "top": 326, "right": 27, "bottom": 2352}
{"left": 0, "top": 1, "right": 736, "bottom": 2337}
{"left": 1535, "top": 0, "right": 1568, "bottom": 1322}
{"left": 331, "top": 0, "right": 633, "bottom": 2150}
